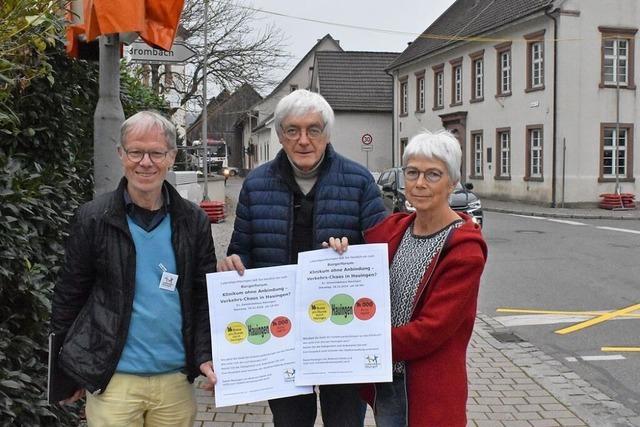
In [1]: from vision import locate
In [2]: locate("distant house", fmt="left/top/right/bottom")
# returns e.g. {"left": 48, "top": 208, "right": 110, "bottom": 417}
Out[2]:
{"left": 239, "top": 34, "right": 398, "bottom": 173}
{"left": 187, "top": 83, "right": 262, "bottom": 169}
{"left": 387, "top": 0, "right": 639, "bottom": 206}
{"left": 236, "top": 34, "right": 343, "bottom": 170}
{"left": 311, "top": 51, "right": 398, "bottom": 171}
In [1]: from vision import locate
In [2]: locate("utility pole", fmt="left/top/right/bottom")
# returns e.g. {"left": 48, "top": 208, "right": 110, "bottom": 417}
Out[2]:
{"left": 94, "top": 34, "right": 125, "bottom": 196}
{"left": 201, "top": 0, "right": 209, "bottom": 201}
{"left": 614, "top": 36, "right": 621, "bottom": 197}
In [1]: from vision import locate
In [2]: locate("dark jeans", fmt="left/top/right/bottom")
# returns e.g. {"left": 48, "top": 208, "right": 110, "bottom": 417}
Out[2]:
{"left": 374, "top": 374, "right": 407, "bottom": 427}
{"left": 268, "top": 384, "right": 366, "bottom": 427}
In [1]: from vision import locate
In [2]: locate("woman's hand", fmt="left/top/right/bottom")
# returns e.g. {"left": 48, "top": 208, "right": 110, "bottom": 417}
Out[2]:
{"left": 322, "top": 237, "right": 349, "bottom": 255}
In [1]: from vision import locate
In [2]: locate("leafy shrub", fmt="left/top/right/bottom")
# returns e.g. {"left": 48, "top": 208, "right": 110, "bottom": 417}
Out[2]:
{"left": 0, "top": 36, "right": 168, "bottom": 425}
{"left": 0, "top": 38, "right": 96, "bottom": 425}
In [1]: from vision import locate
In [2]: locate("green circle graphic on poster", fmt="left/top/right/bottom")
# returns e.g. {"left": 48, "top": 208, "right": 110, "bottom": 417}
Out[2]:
{"left": 354, "top": 297, "right": 376, "bottom": 320}
{"left": 330, "top": 294, "right": 355, "bottom": 325}
{"left": 245, "top": 314, "right": 271, "bottom": 344}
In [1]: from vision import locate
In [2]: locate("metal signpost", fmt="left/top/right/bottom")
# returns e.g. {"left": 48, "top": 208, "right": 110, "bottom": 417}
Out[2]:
{"left": 201, "top": 0, "right": 209, "bottom": 200}
{"left": 94, "top": 34, "right": 125, "bottom": 196}
{"left": 361, "top": 133, "right": 373, "bottom": 169}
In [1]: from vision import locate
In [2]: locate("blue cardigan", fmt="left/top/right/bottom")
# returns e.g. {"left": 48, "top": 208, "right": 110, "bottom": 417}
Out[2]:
{"left": 228, "top": 144, "right": 386, "bottom": 268}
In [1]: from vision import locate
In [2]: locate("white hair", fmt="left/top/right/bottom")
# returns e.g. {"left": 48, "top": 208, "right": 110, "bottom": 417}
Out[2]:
{"left": 402, "top": 129, "right": 461, "bottom": 183}
{"left": 274, "top": 89, "right": 334, "bottom": 139}
{"left": 120, "top": 110, "right": 177, "bottom": 150}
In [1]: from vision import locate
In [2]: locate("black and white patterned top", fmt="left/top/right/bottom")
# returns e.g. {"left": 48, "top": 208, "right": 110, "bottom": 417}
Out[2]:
{"left": 390, "top": 219, "right": 463, "bottom": 373}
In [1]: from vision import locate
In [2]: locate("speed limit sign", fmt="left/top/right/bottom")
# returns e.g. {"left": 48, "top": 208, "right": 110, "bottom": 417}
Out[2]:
{"left": 361, "top": 134, "right": 373, "bottom": 145}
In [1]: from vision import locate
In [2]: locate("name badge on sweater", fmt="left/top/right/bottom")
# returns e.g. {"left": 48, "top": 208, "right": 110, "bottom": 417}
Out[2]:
{"left": 158, "top": 263, "right": 178, "bottom": 292}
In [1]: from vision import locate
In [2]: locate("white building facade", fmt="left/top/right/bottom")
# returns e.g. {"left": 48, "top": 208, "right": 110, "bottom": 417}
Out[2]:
{"left": 388, "top": 0, "right": 639, "bottom": 206}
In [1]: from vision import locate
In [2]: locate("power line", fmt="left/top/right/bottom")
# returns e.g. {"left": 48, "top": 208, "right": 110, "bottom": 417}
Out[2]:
{"left": 228, "top": 2, "right": 587, "bottom": 45}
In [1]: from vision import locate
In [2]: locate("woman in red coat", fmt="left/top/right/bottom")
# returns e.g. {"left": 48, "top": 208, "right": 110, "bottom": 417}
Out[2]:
{"left": 327, "top": 129, "right": 487, "bottom": 426}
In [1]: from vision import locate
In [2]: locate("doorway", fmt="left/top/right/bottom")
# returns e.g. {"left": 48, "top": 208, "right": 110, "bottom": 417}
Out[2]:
{"left": 439, "top": 112, "right": 467, "bottom": 182}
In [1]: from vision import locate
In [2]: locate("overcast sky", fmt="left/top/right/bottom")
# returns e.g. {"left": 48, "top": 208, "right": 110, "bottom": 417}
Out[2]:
{"left": 246, "top": 0, "right": 456, "bottom": 89}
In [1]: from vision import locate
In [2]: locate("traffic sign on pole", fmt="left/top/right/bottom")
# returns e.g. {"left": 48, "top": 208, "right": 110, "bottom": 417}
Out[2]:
{"left": 129, "top": 41, "right": 197, "bottom": 64}
{"left": 361, "top": 133, "right": 373, "bottom": 152}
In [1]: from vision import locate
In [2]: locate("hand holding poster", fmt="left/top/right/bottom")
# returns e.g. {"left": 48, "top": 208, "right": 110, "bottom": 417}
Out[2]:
{"left": 295, "top": 243, "right": 392, "bottom": 386}
{"left": 206, "top": 265, "right": 312, "bottom": 407}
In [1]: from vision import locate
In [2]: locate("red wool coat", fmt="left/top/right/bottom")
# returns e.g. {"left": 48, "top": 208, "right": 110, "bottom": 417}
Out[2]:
{"left": 363, "top": 212, "right": 487, "bottom": 427}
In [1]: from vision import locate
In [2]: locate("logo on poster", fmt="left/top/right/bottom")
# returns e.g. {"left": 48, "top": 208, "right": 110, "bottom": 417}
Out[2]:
{"left": 364, "top": 354, "right": 380, "bottom": 368}
{"left": 283, "top": 368, "right": 296, "bottom": 382}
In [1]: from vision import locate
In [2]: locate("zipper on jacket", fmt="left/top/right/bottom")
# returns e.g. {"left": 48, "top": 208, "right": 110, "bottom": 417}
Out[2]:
{"left": 97, "top": 225, "right": 137, "bottom": 393}
{"left": 287, "top": 192, "right": 295, "bottom": 263}
{"left": 402, "top": 373, "right": 409, "bottom": 426}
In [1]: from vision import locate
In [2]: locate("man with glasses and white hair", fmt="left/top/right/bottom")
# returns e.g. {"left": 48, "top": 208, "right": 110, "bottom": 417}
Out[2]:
{"left": 217, "top": 89, "right": 386, "bottom": 426}
{"left": 51, "top": 110, "right": 217, "bottom": 426}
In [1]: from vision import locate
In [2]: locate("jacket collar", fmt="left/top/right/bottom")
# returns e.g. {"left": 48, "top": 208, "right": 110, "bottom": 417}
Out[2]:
{"left": 272, "top": 143, "right": 336, "bottom": 192}
{"left": 104, "top": 177, "right": 188, "bottom": 230}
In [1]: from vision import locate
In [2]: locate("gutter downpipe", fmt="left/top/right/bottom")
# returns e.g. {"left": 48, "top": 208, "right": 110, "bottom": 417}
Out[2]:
{"left": 545, "top": 6, "right": 559, "bottom": 207}
{"left": 386, "top": 69, "right": 396, "bottom": 166}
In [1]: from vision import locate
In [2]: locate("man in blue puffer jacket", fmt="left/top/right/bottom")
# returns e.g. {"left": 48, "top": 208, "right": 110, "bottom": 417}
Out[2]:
{"left": 217, "top": 89, "right": 386, "bottom": 426}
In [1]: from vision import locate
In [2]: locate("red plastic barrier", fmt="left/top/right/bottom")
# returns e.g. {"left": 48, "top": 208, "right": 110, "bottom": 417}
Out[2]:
{"left": 598, "top": 193, "right": 636, "bottom": 210}
{"left": 200, "top": 200, "right": 226, "bottom": 223}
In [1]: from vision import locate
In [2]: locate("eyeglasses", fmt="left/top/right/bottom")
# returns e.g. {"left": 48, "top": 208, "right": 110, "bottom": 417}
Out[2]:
{"left": 122, "top": 148, "right": 171, "bottom": 163}
{"left": 281, "top": 124, "right": 325, "bottom": 141}
{"left": 402, "top": 166, "right": 444, "bottom": 183}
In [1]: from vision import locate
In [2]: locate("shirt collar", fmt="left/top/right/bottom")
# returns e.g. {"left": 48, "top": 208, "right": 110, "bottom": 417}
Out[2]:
{"left": 123, "top": 183, "right": 171, "bottom": 212}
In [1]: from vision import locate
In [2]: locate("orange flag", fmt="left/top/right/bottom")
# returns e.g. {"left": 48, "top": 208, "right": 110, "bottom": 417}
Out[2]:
{"left": 79, "top": 0, "right": 184, "bottom": 51}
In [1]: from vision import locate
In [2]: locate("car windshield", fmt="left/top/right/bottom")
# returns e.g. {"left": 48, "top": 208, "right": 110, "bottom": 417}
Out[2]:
{"left": 209, "top": 144, "right": 226, "bottom": 157}
{"left": 398, "top": 171, "right": 405, "bottom": 189}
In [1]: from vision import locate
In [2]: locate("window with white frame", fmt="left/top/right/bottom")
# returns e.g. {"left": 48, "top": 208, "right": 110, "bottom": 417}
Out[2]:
{"left": 496, "top": 129, "right": 511, "bottom": 178}
{"left": 453, "top": 64, "right": 462, "bottom": 104}
{"left": 526, "top": 126, "right": 543, "bottom": 179}
{"left": 473, "top": 58, "right": 483, "bottom": 99}
{"left": 434, "top": 70, "right": 444, "bottom": 108}
{"left": 601, "top": 126, "right": 631, "bottom": 178}
{"left": 471, "top": 131, "right": 483, "bottom": 178}
{"left": 525, "top": 30, "right": 545, "bottom": 91}
{"left": 495, "top": 42, "right": 512, "bottom": 96}
{"left": 531, "top": 42, "right": 544, "bottom": 88}
{"left": 599, "top": 27, "right": 637, "bottom": 89}
{"left": 604, "top": 38, "right": 629, "bottom": 85}
{"left": 501, "top": 51, "right": 511, "bottom": 93}
{"left": 399, "top": 78, "right": 408, "bottom": 115}
{"left": 416, "top": 72, "right": 425, "bottom": 111}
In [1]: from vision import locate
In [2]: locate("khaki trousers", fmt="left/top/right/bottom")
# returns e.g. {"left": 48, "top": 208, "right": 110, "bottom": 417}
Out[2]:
{"left": 86, "top": 372, "right": 196, "bottom": 427}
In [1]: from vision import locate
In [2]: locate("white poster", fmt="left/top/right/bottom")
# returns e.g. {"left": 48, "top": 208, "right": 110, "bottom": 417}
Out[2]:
{"left": 295, "top": 243, "right": 392, "bottom": 386}
{"left": 206, "top": 265, "right": 313, "bottom": 407}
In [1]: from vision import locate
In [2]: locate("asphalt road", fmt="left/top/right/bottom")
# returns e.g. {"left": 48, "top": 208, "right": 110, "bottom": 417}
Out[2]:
{"left": 479, "top": 211, "right": 640, "bottom": 412}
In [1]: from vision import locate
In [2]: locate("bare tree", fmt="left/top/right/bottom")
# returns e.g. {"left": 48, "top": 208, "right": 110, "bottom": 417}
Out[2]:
{"left": 146, "top": 0, "right": 289, "bottom": 115}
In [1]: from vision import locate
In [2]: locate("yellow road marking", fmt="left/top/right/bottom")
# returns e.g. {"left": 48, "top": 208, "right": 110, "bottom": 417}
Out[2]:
{"left": 554, "top": 303, "right": 640, "bottom": 335}
{"left": 496, "top": 308, "right": 640, "bottom": 318}
{"left": 601, "top": 347, "right": 640, "bottom": 352}
{"left": 497, "top": 308, "right": 640, "bottom": 318}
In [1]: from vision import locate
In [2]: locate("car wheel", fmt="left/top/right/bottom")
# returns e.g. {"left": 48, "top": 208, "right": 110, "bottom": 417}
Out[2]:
{"left": 230, "top": 169, "right": 237, "bottom": 176}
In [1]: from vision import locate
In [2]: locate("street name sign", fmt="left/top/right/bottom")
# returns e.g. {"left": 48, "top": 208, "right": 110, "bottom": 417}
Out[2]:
{"left": 129, "top": 41, "right": 197, "bottom": 64}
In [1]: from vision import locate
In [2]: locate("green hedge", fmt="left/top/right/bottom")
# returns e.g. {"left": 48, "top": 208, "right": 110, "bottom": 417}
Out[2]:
{"left": 0, "top": 39, "right": 168, "bottom": 425}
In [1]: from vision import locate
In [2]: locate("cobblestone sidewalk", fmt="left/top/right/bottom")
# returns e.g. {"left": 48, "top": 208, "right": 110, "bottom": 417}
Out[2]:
{"left": 193, "top": 314, "right": 639, "bottom": 426}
